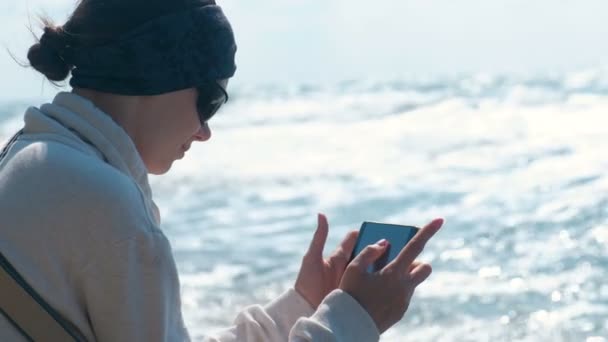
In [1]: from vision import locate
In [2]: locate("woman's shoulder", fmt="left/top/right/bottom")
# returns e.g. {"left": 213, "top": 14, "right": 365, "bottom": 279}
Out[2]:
{"left": 2, "top": 137, "right": 160, "bottom": 242}
{"left": 10, "top": 137, "right": 134, "bottom": 196}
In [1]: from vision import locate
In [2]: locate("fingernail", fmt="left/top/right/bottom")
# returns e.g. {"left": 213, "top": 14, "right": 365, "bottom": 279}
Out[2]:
{"left": 376, "top": 239, "right": 388, "bottom": 247}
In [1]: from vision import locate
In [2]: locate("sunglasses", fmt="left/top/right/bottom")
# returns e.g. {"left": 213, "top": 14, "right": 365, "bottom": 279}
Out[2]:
{"left": 196, "top": 82, "right": 229, "bottom": 125}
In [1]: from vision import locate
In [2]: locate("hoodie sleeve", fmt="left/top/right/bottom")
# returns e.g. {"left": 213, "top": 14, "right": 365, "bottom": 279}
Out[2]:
{"left": 207, "top": 289, "right": 380, "bottom": 342}
{"left": 288, "top": 290, "right": 380, "bottom": 342}
{"left": 205, "top": 288, "right": 315, "bottom": 341}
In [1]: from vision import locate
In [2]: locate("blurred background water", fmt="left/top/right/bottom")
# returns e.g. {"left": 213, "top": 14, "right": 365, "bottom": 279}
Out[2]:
{"left": 2, "top": 71, "right": 607, "bottom": 341}
{"left": 2, "top": 0, "right": 608, "bottom": 341}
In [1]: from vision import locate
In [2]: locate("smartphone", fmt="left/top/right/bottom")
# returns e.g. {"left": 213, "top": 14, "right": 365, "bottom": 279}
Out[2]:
{"left": 350, "top": 222, "right": 419, "bottom": 272}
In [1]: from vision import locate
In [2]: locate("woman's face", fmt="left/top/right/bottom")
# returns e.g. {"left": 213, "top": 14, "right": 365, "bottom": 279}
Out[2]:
{"left": 135, "top": 79, "right": 229, "bottom": 174}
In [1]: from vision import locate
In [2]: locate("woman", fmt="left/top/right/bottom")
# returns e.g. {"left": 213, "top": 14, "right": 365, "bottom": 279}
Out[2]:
{"left": 0, "top": 0, "right": 443, "bottom": 341}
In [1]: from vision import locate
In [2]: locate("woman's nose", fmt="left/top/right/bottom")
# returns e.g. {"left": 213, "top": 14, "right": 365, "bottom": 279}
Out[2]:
{"left": 193, "top": 123, "right": 212, "bottom": 142}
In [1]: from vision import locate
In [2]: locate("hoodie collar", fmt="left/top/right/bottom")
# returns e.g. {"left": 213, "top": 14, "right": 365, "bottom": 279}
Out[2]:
{"left": 23, "top": 91, "right": 159, "bottom": 222}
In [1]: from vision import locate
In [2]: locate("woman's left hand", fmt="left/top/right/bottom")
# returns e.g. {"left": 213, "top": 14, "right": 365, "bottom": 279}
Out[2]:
{"left": 295, "top": 213, "right": 359, "bottom": 309}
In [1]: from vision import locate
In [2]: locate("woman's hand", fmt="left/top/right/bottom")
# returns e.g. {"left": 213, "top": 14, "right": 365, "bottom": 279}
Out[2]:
{"left": 339, "top": 218, "right": 443, "bottom": 333}
{"left": 295, "top": 213, "right": 358, "bottom": 309}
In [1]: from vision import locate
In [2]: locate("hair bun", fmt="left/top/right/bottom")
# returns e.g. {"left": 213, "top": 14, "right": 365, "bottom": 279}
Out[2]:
{"left": 27, "top": 26, "right": 73, "bottom": 82}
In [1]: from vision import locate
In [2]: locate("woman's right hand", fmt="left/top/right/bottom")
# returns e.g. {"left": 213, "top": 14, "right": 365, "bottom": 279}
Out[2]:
{"left": 339, "top": 218, "right": 444, "bottom": 334}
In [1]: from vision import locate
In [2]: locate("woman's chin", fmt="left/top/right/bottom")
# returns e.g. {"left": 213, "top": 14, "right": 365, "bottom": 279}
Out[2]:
{"left": 146, "top": 160, "right": 174, "bottom": 175}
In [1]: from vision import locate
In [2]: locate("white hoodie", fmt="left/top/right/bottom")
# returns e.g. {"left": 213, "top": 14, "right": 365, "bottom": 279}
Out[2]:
{"left": 0, "top": 92, "right": 380, "bottom": 342}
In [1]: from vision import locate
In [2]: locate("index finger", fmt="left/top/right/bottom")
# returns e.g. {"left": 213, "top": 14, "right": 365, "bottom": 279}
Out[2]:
{"left": 386, "top": 218, "right": 444, "bottom": 270}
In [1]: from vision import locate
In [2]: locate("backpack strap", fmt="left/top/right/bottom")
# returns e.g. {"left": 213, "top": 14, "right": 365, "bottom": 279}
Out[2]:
{"left": 0, "top": 253, "right": 85, "bottom": 341}
{"left": 0, "top": 130, "right": 23, "bottom": 162}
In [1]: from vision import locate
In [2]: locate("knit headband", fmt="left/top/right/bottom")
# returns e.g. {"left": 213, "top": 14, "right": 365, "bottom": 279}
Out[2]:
{"left": 63, "top": 4, "right": 237, "bottom": 95}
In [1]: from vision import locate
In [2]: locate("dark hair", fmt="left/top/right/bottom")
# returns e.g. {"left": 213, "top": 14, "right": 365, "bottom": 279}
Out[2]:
{"left": 27, "top": 0, "right": 215, "bottom": 82}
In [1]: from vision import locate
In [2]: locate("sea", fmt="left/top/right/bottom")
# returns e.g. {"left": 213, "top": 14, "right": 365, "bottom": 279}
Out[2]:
{"left": 1, "top": 70, "right": 607, "bottom": 341}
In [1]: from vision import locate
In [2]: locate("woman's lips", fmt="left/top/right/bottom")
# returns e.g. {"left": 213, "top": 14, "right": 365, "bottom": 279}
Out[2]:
{"left": 178, "top": 144, "right": 190, "bottom": 159}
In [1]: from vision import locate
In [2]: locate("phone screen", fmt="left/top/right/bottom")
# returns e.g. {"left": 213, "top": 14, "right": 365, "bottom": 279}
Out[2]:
{"left": 350, "top": 222, "right": 419, "bottom": 272}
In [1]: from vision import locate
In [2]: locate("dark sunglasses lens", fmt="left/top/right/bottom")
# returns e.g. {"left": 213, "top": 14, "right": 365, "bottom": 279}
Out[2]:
{"left": 197, "top": 99, "right": 222, "bottom": 123}
{"left": 197, "top": 85, "right": 227, "bottom": 123}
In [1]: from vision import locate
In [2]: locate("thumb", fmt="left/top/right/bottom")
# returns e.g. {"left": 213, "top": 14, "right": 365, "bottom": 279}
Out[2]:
{"left": 350, "top": 240, "right": 389, "bottom": 271}
{"left": 306, "top": 213, "right": 329, "bottom": 258}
